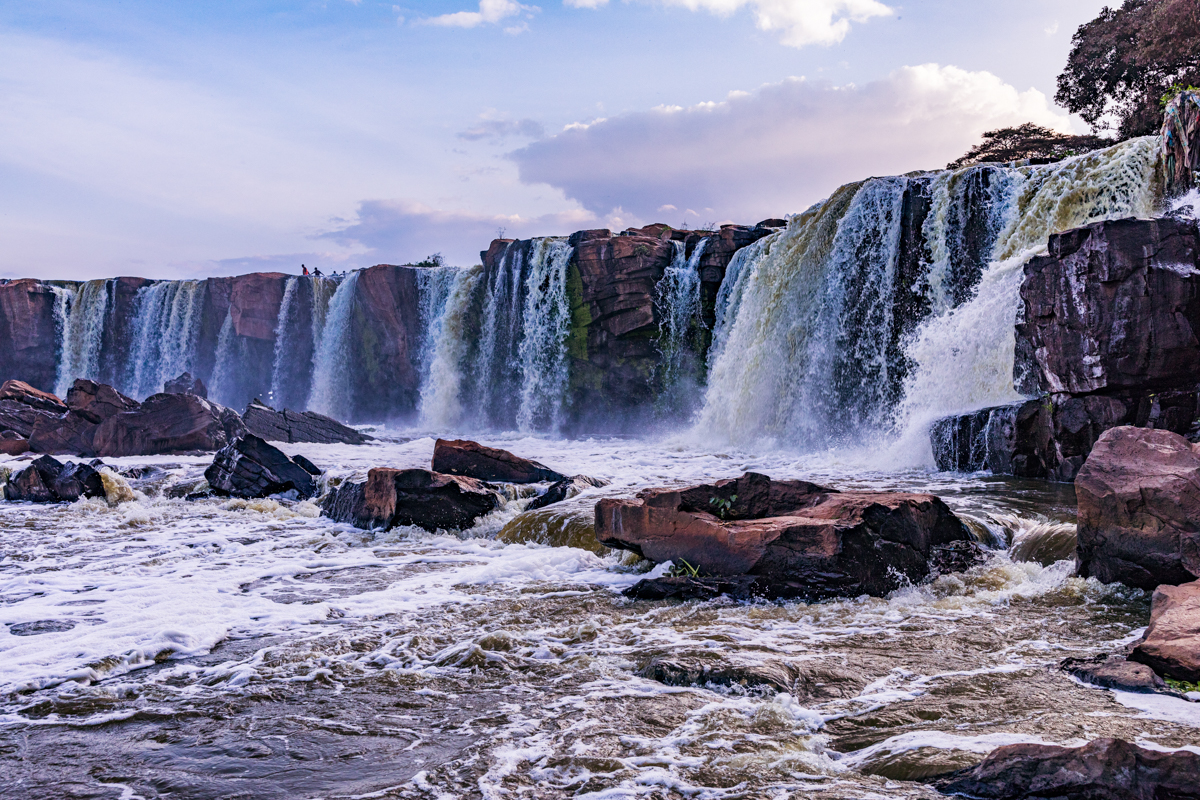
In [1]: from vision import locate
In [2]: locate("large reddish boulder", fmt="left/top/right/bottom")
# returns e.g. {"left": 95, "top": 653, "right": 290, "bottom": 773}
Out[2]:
{"left": 0, "top": 281, "right": 64, "bottom": 392}
{"left": 65, "top": 379, "right": 137, "bottom": 423}
{"left": 1016, "top": 217, "right": 1200, "bottom": 396}
{"left": 0, "top": 380, "right": 65, "bottom": 413}
{"left": 935, "top": 738, "right": 1200, "bottom": 799}
{"left": 596, "top": 472, "right": 971, "bottom": 600}
{"left": 1075, "top": 427, "right": 1200, "bottom": 590}
{"left": 1131, "top": 580, "right": 1200, "bottom": 683}
{"left": 432, "top": 438, "right": 564, "bottom": 483}
{"left": 322, "top": 467, "right": 500, "bottom": 532}
{"left": 29, "top": 411, "right": 101, "bottom": 456}
{"left": 93, "top": 393, "right": 245, "bottom": 456}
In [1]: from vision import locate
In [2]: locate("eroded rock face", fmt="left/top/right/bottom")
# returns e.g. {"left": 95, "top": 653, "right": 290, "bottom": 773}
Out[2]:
{"left": 432, "top": 439, "right": 565, "bottom": 484}
{"left": 29, "top": 411, "right": 100, "bottom": 456}
{"left": 1075, "top": 427, "right": 1200, "bottom": 590}
{"left": 1131, "top": 580, "right": 1200, "bottom": 683}
{"left": 243, "top": 400, "right": 371, "bottom": 445}
{"left": 322, "top": 468, "right": 499, "bottom": 532}
{"left": 0, "top": 380, "right": 66, "bottom": 413}
{"left": 164, "top": 372, "right": 207, "bottom": 398}
{"left": 347, "top": 265, "right": 423, "bottom": 422}
{"left": 934, "top": 738, "right": 1200, "bottom": 800}
{"left": 0, "top": 400, "right": 52, "bottom": 440}
{"left": 0, "top": 282, "right": 64, "bottom": 393}
{"left": 596, "top": 472, "right": 971, "bottom": 600}
{"left": 4, "top": 455, "right": 105, "bottom": 503}
{"left": 1016, "top": 217, "right": 1200, "bottom": 396}
{"left": 205, "top": 435, "right": 318, "bottom": 499}
{"left": 65, "top": 379, "right": 138, "bottom": 424}
{"left": 1163, "top": 90, "right": 1200, "bottom": 196}
{"left": 93, "top": 393, "right": 246, "bottom": 457}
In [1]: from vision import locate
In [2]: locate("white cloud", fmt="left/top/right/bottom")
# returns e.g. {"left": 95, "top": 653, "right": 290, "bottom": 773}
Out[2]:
{"left": 563, "top": 0, "right": 892, "bottom": 46}
{"left": 511, "top": 64, "right": 1075, "bottom": 223}
{"left": 426, "top": 0, "right": 534, "bottom": 28}
{"left": 1044, "top": 21, "right": 1059, "bottom": 35}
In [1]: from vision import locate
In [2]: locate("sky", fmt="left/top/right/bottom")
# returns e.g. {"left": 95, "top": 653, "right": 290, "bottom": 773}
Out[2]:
{"left": 0, "top": 0, "right": 1112, "bottom": 279}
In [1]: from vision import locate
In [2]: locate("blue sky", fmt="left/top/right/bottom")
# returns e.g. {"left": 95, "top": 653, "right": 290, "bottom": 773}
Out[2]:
{"left": 1, "top": 0, "right": 1109, "bottom": 279}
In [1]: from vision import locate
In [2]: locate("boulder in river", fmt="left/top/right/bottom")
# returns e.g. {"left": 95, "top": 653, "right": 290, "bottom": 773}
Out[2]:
{"left": 322, "top": 467, "right": 500, "bottom": 532}
{"left": 164, "top": 372, "right": 208, "bottom": 398}
{"left": 933, "top": 738, "right": 1200, "bottom": 800}
{"left": 526, "top": 474, "right": 607, "bottom": 511}
{"left": 93, "top": 393, "right": 246, "bottom": 457}
{"left": 432, "top": 439, "right": 565, "bottom": 484}
{"left": 4, "top": 455, "right": 105, "bottom": 503}
{"left": 65, "top": 379, "right": 138, "bottom": 424}
{"left": 1075, "top": 426, "right": 1200, "bottom": 590}
{"left": 243, "top": 400, "right": 371, "bottom": 445}
{"left": 0, "top": 379, "right": 65, "bottom": 413}
{"left": 1130, "top": 580, "right": 1200, "bottom": 683}
{"left": 597, "top": 472, "right": 972, "bottom": 600}
{"left": 205, "top": 435, "right": 319, "bottom": 499}
{"left": 1059, "top": 653, "right": 1169, "bottom": 694}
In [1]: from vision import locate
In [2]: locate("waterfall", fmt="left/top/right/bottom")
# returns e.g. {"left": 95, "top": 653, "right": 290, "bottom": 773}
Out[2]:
{"left": 268, "top": 277, "right": 300, "bottom": 408}
{"left": 54, "top": 281, "right": 109, "bottom": 397}
{"left": 418, "top": 266, "right": 483, "bottom": 429}
{"left": 516, "top": 238, "right": 573, "bottom": 432}
{"left": 208, "top": 311, "right": 239, "bottom": 406}
{"left": 416, "top": 267, "right": 462, "bottom": 383}
{"left": 655, "top": 238, "right": 709, "bottom": 416}
{"left": 308, "top": 272, "right": 359, "bottom": 420}
{"left": 697, "top": 136, "right": 1162, "bottom": 452}
{"left": 127, "top": 281, "right": 204, "bottom": 398}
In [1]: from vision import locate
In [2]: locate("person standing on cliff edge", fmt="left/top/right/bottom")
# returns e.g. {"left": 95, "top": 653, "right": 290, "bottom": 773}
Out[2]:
{"left": 302, "top": 264, "right": 309, "bottom": 275}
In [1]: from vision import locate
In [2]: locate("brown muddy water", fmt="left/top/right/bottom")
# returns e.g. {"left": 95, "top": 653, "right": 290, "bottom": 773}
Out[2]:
{"left": 1, "top": 434, "right": 1197, "bottom": 799}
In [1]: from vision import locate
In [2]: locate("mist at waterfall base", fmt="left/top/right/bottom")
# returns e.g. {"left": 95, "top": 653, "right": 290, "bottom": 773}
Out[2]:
{"left": 10, "top": 137, "right": 1199, "bottom": 798}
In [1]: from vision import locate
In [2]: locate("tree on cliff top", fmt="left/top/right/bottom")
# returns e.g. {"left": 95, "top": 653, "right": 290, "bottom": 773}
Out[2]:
{"left": 948, "top": 124, "right": 1112, "bottom": 169}
{"left": 1055, "top": 0, "right": 1200, "bottom": 138}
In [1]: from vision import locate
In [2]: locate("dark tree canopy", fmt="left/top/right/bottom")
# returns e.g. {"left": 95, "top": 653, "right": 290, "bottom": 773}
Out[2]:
{"left": 1055, "top": 0, "right": 1200, "bottom": 138}
{"left": 948, "top": 124, "right": 1112, "bottom": 169}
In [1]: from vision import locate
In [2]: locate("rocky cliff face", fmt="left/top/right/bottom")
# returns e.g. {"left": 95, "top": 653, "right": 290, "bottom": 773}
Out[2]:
{"left": 1163, "top": 91, "right": 1200, "bottom": 196}
{"left": 933, "top": 218, "right": 1200, "bottom": 481}
{"left": 0, "top": 280, "right": 64, "bottom": 393}
{"left": 346, "top": 264, "right": 423, "bottom": 421}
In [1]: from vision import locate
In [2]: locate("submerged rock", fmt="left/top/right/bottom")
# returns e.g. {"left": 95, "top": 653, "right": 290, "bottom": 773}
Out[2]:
{"left": 1075, "top": 427, "right": 1200, "bottom": 590}
{"left": 4, "top": 455, "right": 105, "bottom": 503}
{"left": 205, "top": 435, "right": 319, "bottom": 499}
{"left": 322, "top": 468, "right": 500, "bottom": 532}
{"left": 526, "top": 474, "right": 607, "bottom": 511}
{"left": 432, "top": 439, "right": 565, "bottom": 484}
{"left": 598, "top": 472, "right": 972, "bottom": 600}
{"left": 623, "top": 575, "right": 757, "bottom": 601}
{"left": 164, "top": 372, "right": 208, "bottom": 398}
{"left": 1131, "top": 580, "right": 1200, "bottom": 683}
{"left": 1060, "top": 653, "right": 1168, "bottom": 694}
{"left": 94, "top": 393, "right": 246, "bottom": 457}
{"left": 243, "top": 400, "right": 371, "bottom": 445}
{"left": 933, "top": 738, "right": 1200, "bottom": 799}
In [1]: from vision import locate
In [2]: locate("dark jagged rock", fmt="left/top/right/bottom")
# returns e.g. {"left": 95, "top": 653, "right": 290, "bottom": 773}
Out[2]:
{"left": 933, "top": 738, "right": 1200, "bottom": 799}
{"left": 929, "top": 540, "right": 987, "bottom": 576}
{"left": 931, "top": 392, "right": 1198, "bottom": 482}
{"left": 0, "top": 380, "right": 65, "bottom": 413}
{"left": 1163, "top": 91, "right": 1200, "bottom": 196}
{"left": 598, "top": 472, "right": 972, "bottom": 600}
{"left": 243, "top": 400, "right": 371, "bottom": 445}
{"left": 164, "top": 372, "right": 207, "bottom": 398}
{"left": 623, "top": 575, "right": 758, "bottom": 601}
{"left": 1075, "top": 427, "right": 1200, "bottom": 590}
{"left": 1016, "top": 217, "right": 1200, "bottom": 397}
{"left": 205, "top": 435, "right": 318, "bottom": 499}
{"left": 1060, "top": 653, "right": 1168, "bottom": 693}
{"left": 4, "top": 455, "right": 105, "bottom": 503}
{"left": 291, "top": 454, "right": 321, "bottom": 476}
{"left": 0, "top": 399, "right": 51, "bottom": 439}
{"left": 639, "top": 656, "right": 802, "bottom": 694}
{"left": 65, "top": 379, "right": 138, "bottom": 424}
{"left": 526, "top": 475, "right": 607, "bottom": 511}
{"left": 321, "top": 467, "right": 500, "bottom": 532}
{"left": 93, "top": 393, "right": 246, "bottom": 457}
{"left": 432, "top": 439, "right": 565, "bottom": 484}
{"left": 1130, "top": 580, "right": 1200, "bottom": 683}
{"left": 0, "top": 281, "right": 65, "bottom": 392}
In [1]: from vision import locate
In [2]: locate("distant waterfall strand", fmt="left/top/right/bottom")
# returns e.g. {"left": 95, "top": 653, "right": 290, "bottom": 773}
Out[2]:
{"left": 127, "top": 281, "right": 204, "bottom": 398}
{"left": 416, "top": 267, "right": 462, "bottom": 383}
{"left": 268, "top": 277, "right": 301, "bottom": 408}
{"left": 516, "top": 239, "right": 573, "bottom": 432}
{"left": 308, "top": 273, "right": 359, "bottom": 420}
{"left": 55, "top": 280, "right": 108, "bottom": 397}
{"left": 418, "top": 266, "right": 483, "bottom": 429}
{"left": 654, "top": 237, "right": 710, "bottom": 417}
{"left": 208, "top": 311, "right": 240, "bottom": 406}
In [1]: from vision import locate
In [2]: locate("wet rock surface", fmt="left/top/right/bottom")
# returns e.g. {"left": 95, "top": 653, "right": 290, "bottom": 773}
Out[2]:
{"left": 243, "top": 400, "right": 371, "bottom": 445}
{"left": 1060, "top": 653, "right": 1168, "bottom": 693}
{"left": 0, "top": 281, "right": 64, "bottom": 393}
{"left": 205, "top": 434, "right": 319, "bottom": 499}
{"left": 163, "top": 371, "right": 207, "bottom": 398}
{"left": 65, "top": 379, "right": 138, "bottom": 424}
{"left": 526, "top": 474, "right": 606, "bottom": 510}
{"left": 599, "top": 472, "right": 972, "bottom": 599}
{"left": 322, "top": 467, "right": 500, "bottom": 532}
{"left": 4, "top": 455, "right": 105, "bottom": 503}
{"left": 93, "top": 392, "right": 246, "bottom": 457}
{"left": 432, "top": 438, "right": 565, "bottom": 484}
{"left": 1075, "top": 426, "right": 1200, "bottom": 590}
{"left": 933, "top": 738, "right": 1200, "bottom": 799}
{"left": 1130, "top": 580, "right": 1200, "bottom": 683}
{"left": 0, "top": 379, "right": 65, "bottom": 413}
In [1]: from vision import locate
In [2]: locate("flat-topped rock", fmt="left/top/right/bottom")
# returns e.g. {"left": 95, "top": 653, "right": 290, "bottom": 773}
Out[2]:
{"left": 597, "top": 472, "right": 971, "bottom": 600}
{"left": 432, "top": 439, "right": 565, "bottom": 484}
{"left": 1131, "top": 580, "right": 1200, "bottom": 683}
{"left": 1075, "top": 426, "right": 1200, "bottom": 590}
{"left": 205, "top": 434, "right": 319, "bottom": 499}
{"left": 322, "top": 467, "right": 500, "bottom": 532}
{"left": 243, "top": 400, "right": 371, "bottom": 445}
{"left": 93, "top": 393, "right": 246, "bottom": 457}
{"left": 934, "top": 738, "right": 1200, "bottom": 799}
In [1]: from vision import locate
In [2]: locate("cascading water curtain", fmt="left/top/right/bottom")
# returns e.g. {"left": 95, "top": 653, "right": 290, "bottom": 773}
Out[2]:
{"left": 516, "top": 239, "right": 573, "bottom": 432}
{"left": 654, "top": 237, "right": 709, "bottom": 418}
{"left": 54, "top": 281, "right": 107, "bottom": 397}
{"left": 127, "top": 281, "right": 204, "bottom": 399}
{"left": 268, "top": 277, "right": 300, "bottom": 409}
{"left": 418, "top": 266, "right": 483, "bottom": 430}
{"left": 307, "top": 272, "right": 359, "bottom": 420}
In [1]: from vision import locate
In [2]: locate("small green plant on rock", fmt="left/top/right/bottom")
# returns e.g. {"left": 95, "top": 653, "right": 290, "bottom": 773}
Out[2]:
{"left": 709, "top": 494, "right": 737, "bottom": 520}
{"left": 1166, "top": 677, "right": 1200, "bottom": 694}
{"left": 666, "top": 558, "right": 701, "bottom": 578}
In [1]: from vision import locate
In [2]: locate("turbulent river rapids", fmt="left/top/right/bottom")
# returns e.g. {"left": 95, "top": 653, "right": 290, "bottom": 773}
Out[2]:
{"left": 5, "top": 138, "right": 1200, "bottom": 797}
